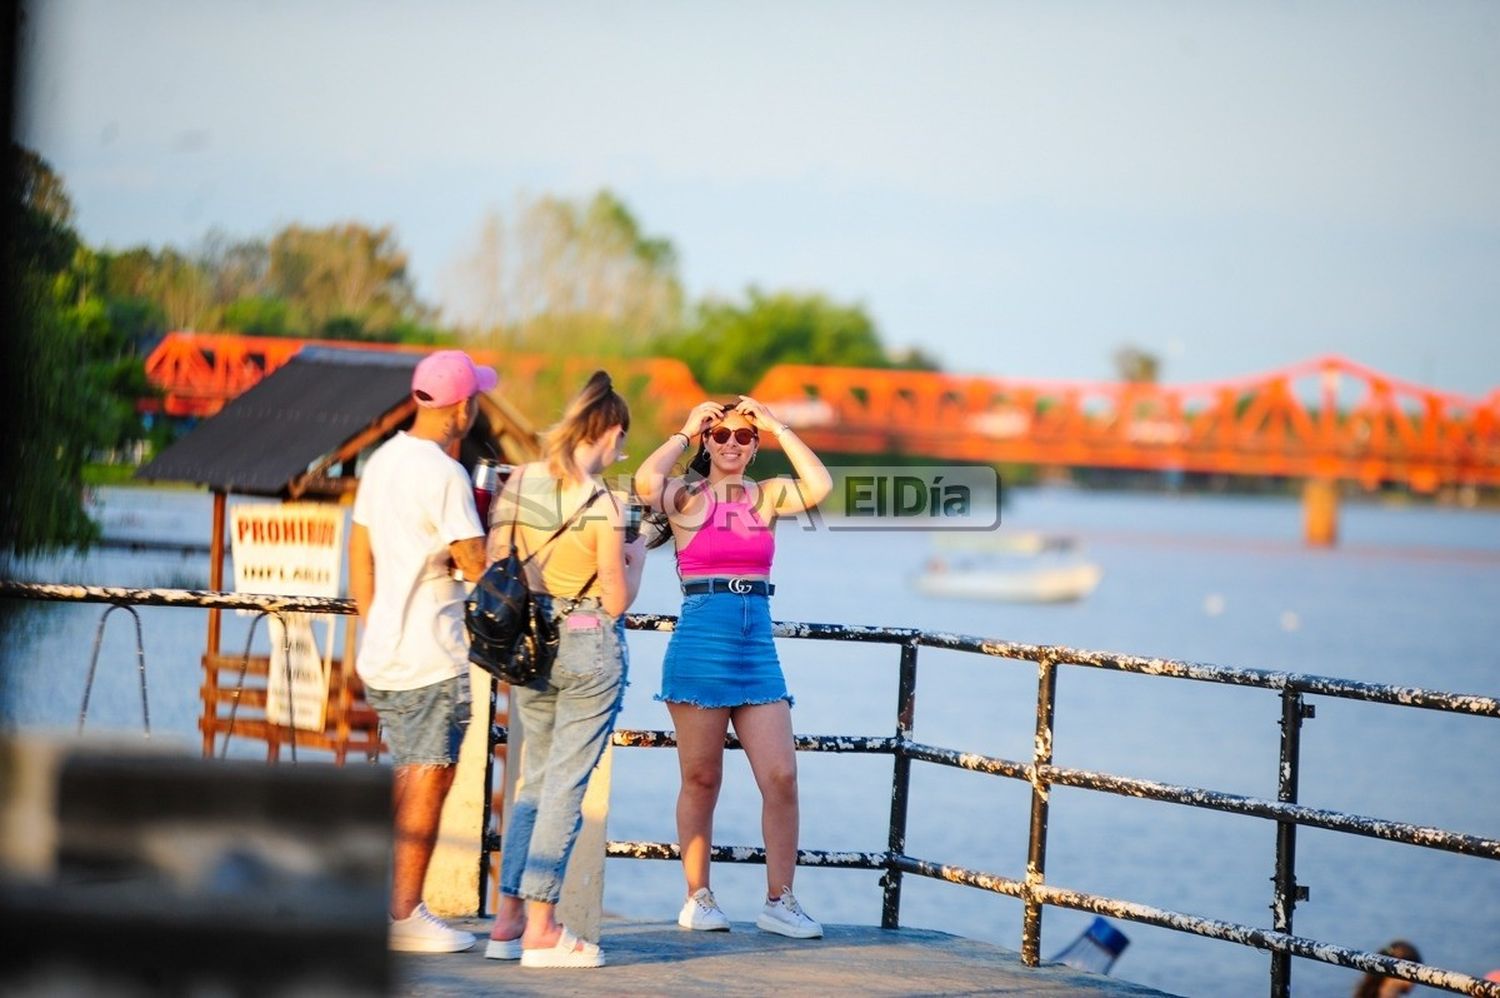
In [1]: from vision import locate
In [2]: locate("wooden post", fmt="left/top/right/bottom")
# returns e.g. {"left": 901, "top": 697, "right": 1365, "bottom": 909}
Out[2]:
{"left": 336, "top": 616, "right": 357, "bottom": 766}
{"left": 1303, "top": 477, "right": 1339, "bottom": 547}
{"left": 424, "top": 665, "right": 497, "bottom": 917}
{"left": 202, "top": 491, "right": 227, "bottom": 757}
{"left": 334, "top": 492, "right": 356, "bottom": 766}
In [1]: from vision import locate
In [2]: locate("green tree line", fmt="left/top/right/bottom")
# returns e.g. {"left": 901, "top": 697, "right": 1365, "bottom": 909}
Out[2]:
{"left": 444, "top": 189, "right": 940, "bottom": 390}
{"left": 3, "top": 146, "right": 938, "bottom": 557}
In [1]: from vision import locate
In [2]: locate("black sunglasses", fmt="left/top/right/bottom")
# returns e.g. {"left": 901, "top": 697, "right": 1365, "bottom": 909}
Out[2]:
{"left": 709, "top": 426, "right": 758, "bottom": 445}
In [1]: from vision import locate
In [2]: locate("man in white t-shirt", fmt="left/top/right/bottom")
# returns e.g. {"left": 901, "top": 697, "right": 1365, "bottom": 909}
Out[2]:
{"left": 349, "top": 349, "right": 497, "bottom": 953}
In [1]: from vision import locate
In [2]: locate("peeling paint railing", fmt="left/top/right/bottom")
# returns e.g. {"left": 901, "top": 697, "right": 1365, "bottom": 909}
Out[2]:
{"left": 588, "top": 615, "right": 1500, "bottom": 998}
{"left": 0, "top": 582, "right": 352, "bottom": 615}
{"left": 5, "top": 583, "right": 1497, "bottom": 996}
{"left": 0, "top": 583, "right": 357, "bottom": 759}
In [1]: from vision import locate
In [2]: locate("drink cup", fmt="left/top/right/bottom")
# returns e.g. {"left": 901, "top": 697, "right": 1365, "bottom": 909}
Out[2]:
{"left": 471, "top": 458, "right": 502, "bottom": 529}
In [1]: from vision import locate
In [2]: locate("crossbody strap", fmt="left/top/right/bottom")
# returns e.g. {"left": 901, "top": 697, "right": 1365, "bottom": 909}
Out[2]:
{"left": 572, "top": 569, "right": 600, "bottom": 602}
{"left": 508, "top": 466, "right": 607, "bottom": 574}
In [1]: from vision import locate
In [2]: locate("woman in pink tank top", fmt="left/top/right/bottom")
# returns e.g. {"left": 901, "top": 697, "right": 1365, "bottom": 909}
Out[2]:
{"left": 634, "top": 395, "right": 833, "bottom": 939}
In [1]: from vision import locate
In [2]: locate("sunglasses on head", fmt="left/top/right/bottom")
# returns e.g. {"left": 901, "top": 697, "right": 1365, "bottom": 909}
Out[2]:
{"left": 709, "top": 426, "right": 758, "bottom": 445}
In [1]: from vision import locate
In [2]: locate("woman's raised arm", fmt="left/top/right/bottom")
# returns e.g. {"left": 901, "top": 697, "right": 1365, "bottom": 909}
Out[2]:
{"left": 735, "top": 396, "right": 833, "bottom": 518}
{"left": 633, "top": 400, "right": 724, "bottom": 512}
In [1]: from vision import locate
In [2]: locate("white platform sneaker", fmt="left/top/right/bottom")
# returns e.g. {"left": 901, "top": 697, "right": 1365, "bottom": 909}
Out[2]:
{"left": 756, "top": 887, "right": 822, "bottom": 939}
{"left": 678, "top": 887, "right": 732, "bottom": 931}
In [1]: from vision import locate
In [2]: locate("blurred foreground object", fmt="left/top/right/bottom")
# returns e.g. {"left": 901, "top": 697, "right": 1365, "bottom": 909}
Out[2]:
{"left": 1050, "top": 916, "right": 1130, "bottom": 975}
{"left": 0, "top": 736, "right": 390, "bottom": 994}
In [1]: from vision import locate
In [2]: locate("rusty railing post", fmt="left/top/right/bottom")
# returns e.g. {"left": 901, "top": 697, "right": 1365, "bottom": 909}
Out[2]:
{"left": 1270, "top": 688, "right": 1313, "bottom": 997}
{"left": 881, "top": 637, "right": 919, "bottom": 928}
{"left": 1022, "top": 654, "right": 1057, "bottom": 966}
{"left": 478, "top": 677, "right": 500, "bottom": 915}
{"left": 203, "top": 489, "right": 227, "bottom": 756}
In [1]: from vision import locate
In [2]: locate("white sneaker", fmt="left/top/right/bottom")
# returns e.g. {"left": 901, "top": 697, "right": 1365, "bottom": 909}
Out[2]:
{"left": 389, "top": 902, "right": 477, "bottom": 953}
{"left": 678, "top": 887, "right": 731, "bottom": 931}
{"left": 756, "top": 887, "right": 822, "bottom": 939}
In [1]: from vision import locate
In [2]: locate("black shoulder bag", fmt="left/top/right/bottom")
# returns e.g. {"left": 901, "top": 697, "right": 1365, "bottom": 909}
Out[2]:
{"left": 465, "top": 471, "right": 606, "bottom": 686}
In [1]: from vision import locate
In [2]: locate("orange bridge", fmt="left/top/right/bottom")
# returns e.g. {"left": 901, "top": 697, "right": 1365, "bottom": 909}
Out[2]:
{"left": 145, "top": 332, "right": 1500, "bottom": 499}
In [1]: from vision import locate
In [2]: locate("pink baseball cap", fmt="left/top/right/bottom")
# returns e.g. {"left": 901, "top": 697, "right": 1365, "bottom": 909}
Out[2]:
{"left": 411, "top": 350, "right": 498, "bottom": 408}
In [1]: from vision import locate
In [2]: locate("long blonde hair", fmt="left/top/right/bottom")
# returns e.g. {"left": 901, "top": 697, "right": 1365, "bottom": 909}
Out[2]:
{"left": 544, "top": 370, "right": 631, "bottom": 481}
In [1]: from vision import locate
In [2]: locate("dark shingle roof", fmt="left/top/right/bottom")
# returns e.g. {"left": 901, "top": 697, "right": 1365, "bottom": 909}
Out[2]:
{"left": 137, "top": 347, "right": 418, "bottom": 496}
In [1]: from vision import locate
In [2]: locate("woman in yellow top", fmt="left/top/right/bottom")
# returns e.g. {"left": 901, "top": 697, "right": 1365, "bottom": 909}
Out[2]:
{"left": 484, "top": 371, "right": 645, "bottom": 969}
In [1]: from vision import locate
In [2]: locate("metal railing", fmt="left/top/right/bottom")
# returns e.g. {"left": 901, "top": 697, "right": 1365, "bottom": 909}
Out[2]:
{"left": 586, "top": 616, "right": 1500, "bottom": 998}
{"left": 3, "top": 581, "right": 1496, "bottom": 997}
{"left": 0, "top": 583, "right": 351, "bottom": 759}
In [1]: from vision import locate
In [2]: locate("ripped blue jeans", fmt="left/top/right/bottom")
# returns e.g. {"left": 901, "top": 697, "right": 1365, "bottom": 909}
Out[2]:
{"left": 499, "top": 595, "right": 628, "bottom": 904}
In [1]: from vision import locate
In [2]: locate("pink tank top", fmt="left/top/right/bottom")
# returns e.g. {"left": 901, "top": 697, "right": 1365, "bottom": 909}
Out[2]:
{"left": 676, "top": 494, "right": 775, "bottom": 577}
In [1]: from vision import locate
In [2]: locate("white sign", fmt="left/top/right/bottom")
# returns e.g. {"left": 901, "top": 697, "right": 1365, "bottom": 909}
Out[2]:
{"left": 230, "top": 502, "right": 345, "bottom": 597}
{"left": 265, "top": 613, "right": 330, "bottom": 732}
{"left": 230, "top": 502, "right": 345, "bottom": 732}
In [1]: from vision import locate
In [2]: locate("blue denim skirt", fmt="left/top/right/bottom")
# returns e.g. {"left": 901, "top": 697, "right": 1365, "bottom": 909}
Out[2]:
{"left": 656, "top": 590, "right": 793, "bottom": 709}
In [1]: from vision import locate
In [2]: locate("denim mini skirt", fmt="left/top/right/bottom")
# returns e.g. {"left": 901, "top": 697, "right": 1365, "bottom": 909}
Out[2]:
{"left": 656, "top": 590, "right": 793, "bottom": 709}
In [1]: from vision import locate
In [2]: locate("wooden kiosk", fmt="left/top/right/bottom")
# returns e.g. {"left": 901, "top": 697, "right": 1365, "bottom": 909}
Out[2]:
{"left": 138, "top": 346, "right": 538, "bottom": 763}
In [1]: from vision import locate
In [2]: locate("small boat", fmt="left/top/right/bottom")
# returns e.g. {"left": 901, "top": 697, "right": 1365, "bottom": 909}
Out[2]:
{"left": 913, "top": 532, "right": 1102, "bottom": 603}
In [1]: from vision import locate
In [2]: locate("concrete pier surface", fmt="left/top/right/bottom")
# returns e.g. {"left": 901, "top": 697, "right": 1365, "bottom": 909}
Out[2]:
{"left": 398, "top": 917, "right": 1179, "bottom": 996}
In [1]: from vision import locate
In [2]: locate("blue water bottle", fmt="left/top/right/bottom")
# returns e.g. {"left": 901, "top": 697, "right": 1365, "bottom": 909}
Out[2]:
{"left": 1050, "top": 916, "right": 1130, "bottom": 974}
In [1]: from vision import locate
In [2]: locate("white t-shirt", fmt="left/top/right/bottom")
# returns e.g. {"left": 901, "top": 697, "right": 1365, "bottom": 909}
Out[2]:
{"left": 352, "top": 432, "right": 484, "bottom": 691}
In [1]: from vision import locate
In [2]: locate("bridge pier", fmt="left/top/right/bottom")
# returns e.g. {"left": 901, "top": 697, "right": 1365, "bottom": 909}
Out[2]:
{"left": 1302, "top": 478, "right": 1339, "bottom": 547}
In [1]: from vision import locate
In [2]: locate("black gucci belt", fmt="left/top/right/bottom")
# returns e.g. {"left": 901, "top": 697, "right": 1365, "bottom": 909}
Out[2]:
{"left": 681, "top": 578, "right": 776, "bottom": 596}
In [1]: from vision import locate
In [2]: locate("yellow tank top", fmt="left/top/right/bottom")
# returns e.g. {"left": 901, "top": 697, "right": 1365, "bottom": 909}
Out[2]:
{"left": 503, "top": 464, "right": 612, "bottom": 599}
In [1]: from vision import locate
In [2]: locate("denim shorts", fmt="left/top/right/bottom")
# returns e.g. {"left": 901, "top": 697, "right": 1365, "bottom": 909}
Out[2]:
{"left": 366, "top": 673, "right": 471, "bottom": 767}
{"left": 656, "top": 590, "right": 793, "bottom": 709}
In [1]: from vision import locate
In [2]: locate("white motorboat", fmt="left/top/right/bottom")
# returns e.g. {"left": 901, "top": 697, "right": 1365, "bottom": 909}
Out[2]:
{"left": 913, "top": 532, "right": 1103, "bottom": 603}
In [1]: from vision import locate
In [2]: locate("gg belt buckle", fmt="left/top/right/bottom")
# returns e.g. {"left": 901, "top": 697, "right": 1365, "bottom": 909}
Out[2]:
{"left": 727, "top": 576, "right": 753, "bottom": 595}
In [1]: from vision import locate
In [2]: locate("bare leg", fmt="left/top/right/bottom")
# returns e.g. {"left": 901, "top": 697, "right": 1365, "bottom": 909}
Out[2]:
{"left": 731, "top": 701, "right": 798, "bottom": 898}
{"left": 667, "top": 703, "right": 731, "bottom": 893}
{"left": 522, "top": 899, "right": 560, "bottom": 947}
{"left": 390, "top": 763, "right": 457, "bottom": 919}
{"left": 392, "top": 765, "right": 409, "bottom": 814}
{"left": 515, "top": 900, "right": 594, "bottom": 955}
{"left": 490, "top": 894, "right": 525, "bottom": 942}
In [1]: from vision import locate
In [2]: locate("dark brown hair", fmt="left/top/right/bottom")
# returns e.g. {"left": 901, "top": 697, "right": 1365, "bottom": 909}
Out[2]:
{"left": 1352, "top": 940, "right": 1421, "bottom": 998}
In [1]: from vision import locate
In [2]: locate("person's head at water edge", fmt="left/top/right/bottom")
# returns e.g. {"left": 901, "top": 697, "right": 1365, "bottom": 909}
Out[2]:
{"left": 1352, "top": 940, "right": 1422, "bottom": 998}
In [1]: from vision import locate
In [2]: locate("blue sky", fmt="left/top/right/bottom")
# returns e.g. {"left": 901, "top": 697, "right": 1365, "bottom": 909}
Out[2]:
{"left": 18, "top": 0, "right": 1500, "bottom": 395}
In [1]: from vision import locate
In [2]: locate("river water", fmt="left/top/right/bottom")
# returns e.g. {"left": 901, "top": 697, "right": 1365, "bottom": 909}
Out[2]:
{"left": 2, "top": 485, "right": 1497, "bottom": 997}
